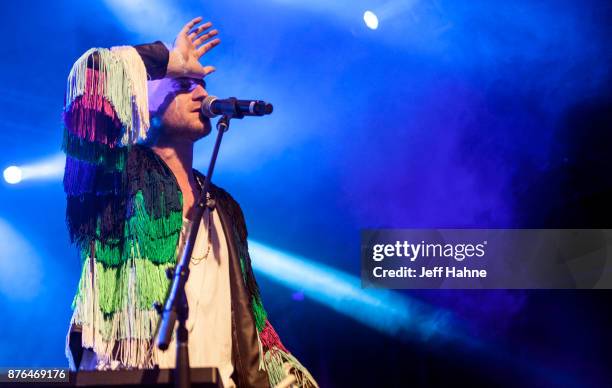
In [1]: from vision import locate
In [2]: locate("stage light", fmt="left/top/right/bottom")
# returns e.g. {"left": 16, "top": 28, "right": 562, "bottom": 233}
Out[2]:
{"left": 3, "top": 154, "right": 65, "bottom": 185}
{"left": 363, "top": 11, "right": 379, "bottom": 30}
{"left": 249, "top": 240, "right": 458, "bottom": 342}
{"left": 3, "top": 166, "right": 22, "bottom": 184}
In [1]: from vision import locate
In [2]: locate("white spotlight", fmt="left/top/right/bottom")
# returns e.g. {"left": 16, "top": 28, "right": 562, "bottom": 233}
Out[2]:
{"left": 249, "top": 240, "right": 455, "bottom": 341}
{"left": 3, "top": 166, "right": 22, "bottom": 184}
{"left": 363, "top": 10, "right": 379, "bottom": 30}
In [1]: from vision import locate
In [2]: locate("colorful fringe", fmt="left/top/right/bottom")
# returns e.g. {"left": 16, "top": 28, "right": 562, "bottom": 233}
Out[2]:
{"left": 62, "top": 130, "right": 126, "bottom": 171}
{"left": 64, "top": 92, "right": 123, "bottom": 145}
{"left": 63, "top": 46, "right": 177, "bottom": 368}
{"left": 70, "top": 256, "right": 169, "bottom": 368}
{"left": 123, "top": 191, "right": 183, "bottom": 265}
{"left": 64, "top": 126, "right": 183, "bottom": 250}
{"left": 263, "top": 347, "right": 318, "bottom": 388}
{"left": 259, "top": 322, "right": 318, "bottom": 387}
{"left": 63, "top": 45, "right": 155, "bottom": 249}
{"left": 68, "top": 182, "right": 182, "bottom": 365}
{"left": 65, "top": 47, "right": 149, "bottom": 146}
{"left": 63, "top": 156, "right": 124, "bottom": 196}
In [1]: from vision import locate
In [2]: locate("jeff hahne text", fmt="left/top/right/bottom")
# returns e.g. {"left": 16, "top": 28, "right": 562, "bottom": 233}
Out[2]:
{"left": 371, "top": 240, "right": 488, "bottom": 279}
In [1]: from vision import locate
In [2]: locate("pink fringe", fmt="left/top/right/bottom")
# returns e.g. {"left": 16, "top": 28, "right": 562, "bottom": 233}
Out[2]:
{"left": 64, "top": 69, "right": 122, "bottom": 145}
{"left": 260, "top": 320, "right": 289, "bottom": 353}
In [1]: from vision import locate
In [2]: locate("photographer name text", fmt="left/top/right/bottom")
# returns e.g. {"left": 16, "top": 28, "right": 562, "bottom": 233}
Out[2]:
{"left": 373, "top": 266, "right": 487, "bottom": 278}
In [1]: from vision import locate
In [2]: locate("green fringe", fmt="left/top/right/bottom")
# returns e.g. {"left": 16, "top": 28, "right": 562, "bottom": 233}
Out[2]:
{"left": 252, "top": 295, "right": 268, "bottom": 333}
{"left": 240, "top": 256, "right": 247, "bottom": 283}
{"left": 62, "top": 128, "right": 126, "bottom": 171}
{"left": 95, "top": 258, "right": 173, "bottom": 314}
{"left": 134, "top": 259, "right": 175, "bottom": 310}
{"left": 97, "top": 260, "right": 129, "bottom": 314}
{"left": 88, "top": 190, "right": 183, "bottom": 267}
{"left": 71, "top": 256, "right": 90, "bottom": 310}
{"left": 89, "top": 238, "right": 123, "bottom": 266}
{"left": 70, "top": 257, "right": 165, "bottom": 342}
{"left": 125, "top": 191, "right": 183, "bottom": 264}
{"left": 71, "top": 253, "right": 173, "bottom": 320}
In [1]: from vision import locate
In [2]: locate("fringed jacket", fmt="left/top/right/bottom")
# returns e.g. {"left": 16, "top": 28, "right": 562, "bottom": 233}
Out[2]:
{"left": 62, "top": 42, "right": 317, "bottom": 387}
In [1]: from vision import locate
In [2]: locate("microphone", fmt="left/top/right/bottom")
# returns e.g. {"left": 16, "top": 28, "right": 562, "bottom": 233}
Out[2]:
{"left": 201, "top": 96, "right": 273, "bottom": 119}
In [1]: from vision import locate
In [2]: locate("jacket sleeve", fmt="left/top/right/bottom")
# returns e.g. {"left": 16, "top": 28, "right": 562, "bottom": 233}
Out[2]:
{"left": 211, "top": 184, "right": 319, "bottom": 387}
{"left": 61, "top": 42, "right": 168, "bottom": 251}
{"left": 133, "top": 41, "right": 169, "bottom": 80}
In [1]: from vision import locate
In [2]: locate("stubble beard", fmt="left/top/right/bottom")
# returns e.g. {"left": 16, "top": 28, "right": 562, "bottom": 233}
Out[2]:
{"left": 164, "top": 115, "right": 212, "bottom": 143}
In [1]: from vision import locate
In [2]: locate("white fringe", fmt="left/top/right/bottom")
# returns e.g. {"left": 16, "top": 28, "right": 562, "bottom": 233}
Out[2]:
{"left": 264, "top": 347, "right": 319, "bottom": 388}
{"left": 111, "top": 46, "right": 150, "bottom": 145}
{"left": 65, "top": 46, "right": 150, "bottom": 147}
{"left": 67, "top": 256, "right": 160, "bottom": 369}
{"left": 257, "top": 328, "right": 266, "bottom": 370}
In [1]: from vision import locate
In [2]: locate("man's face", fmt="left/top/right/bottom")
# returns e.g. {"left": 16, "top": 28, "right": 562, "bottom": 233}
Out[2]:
{"left": 150, "top": 77, "right": 212, "bottom": 142}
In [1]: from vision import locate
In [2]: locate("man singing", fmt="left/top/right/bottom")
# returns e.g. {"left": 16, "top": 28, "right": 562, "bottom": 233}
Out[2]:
{"left": 63, "top": 17, "right": 317, "bottom": 388}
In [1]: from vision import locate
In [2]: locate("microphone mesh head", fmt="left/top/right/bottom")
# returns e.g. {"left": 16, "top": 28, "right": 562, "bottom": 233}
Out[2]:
{"left": 201, "top": 95, "right": 218, "bottom": 118}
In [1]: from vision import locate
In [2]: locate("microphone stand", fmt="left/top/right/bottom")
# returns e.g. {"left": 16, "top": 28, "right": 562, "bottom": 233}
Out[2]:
{"left": 156, "top": 101, "right": 243, "bottom": 388}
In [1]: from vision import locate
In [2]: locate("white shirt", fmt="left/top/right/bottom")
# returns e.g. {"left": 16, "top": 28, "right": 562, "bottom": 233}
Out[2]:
{"left": 155, "top": 208, "right": 235, "bottom": 388}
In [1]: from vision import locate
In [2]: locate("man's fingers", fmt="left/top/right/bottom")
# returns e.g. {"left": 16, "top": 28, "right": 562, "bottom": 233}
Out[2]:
{"left": 190, "top": 27, "right": 216, "bottom": 43}
{"left": 189, "top": 65, "right": 215, "bottom": 79}
{"left": 180, "top": 16, "right": 203, "bottom": 35}
{"left": 196, "top": 38, "right": 221, "bottom": 57}
{"left": 193, "top": 30, "right": 218, "bottom": 47}
{"left": 202, "top": 65, "right": 216, "bottom": 77}
{"left": 188, "top": 22, "right": 212, "bottom": 39}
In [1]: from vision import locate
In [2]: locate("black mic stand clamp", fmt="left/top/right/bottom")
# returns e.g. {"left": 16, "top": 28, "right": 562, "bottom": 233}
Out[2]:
{"left": 155, "top": 106, "right": 241, "bottom": 388}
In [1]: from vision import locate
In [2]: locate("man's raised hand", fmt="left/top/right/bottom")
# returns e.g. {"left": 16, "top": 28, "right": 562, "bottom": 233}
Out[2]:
{"left": 168, "top": 16, "right": 221, "bottom": 78}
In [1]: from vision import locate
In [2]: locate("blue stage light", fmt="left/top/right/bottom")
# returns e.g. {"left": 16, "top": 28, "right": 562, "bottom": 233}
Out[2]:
{"left": 3, "top": 166, "right": 22, "bottom": 184}
{"left": 3, "top": 154, "right": 65, "bottom": 184}
{"left": 249, "top": 240, "right": 458, "bottom": 342}
{"left": 363, "top": 11, "right": 379, "bottom": 30}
